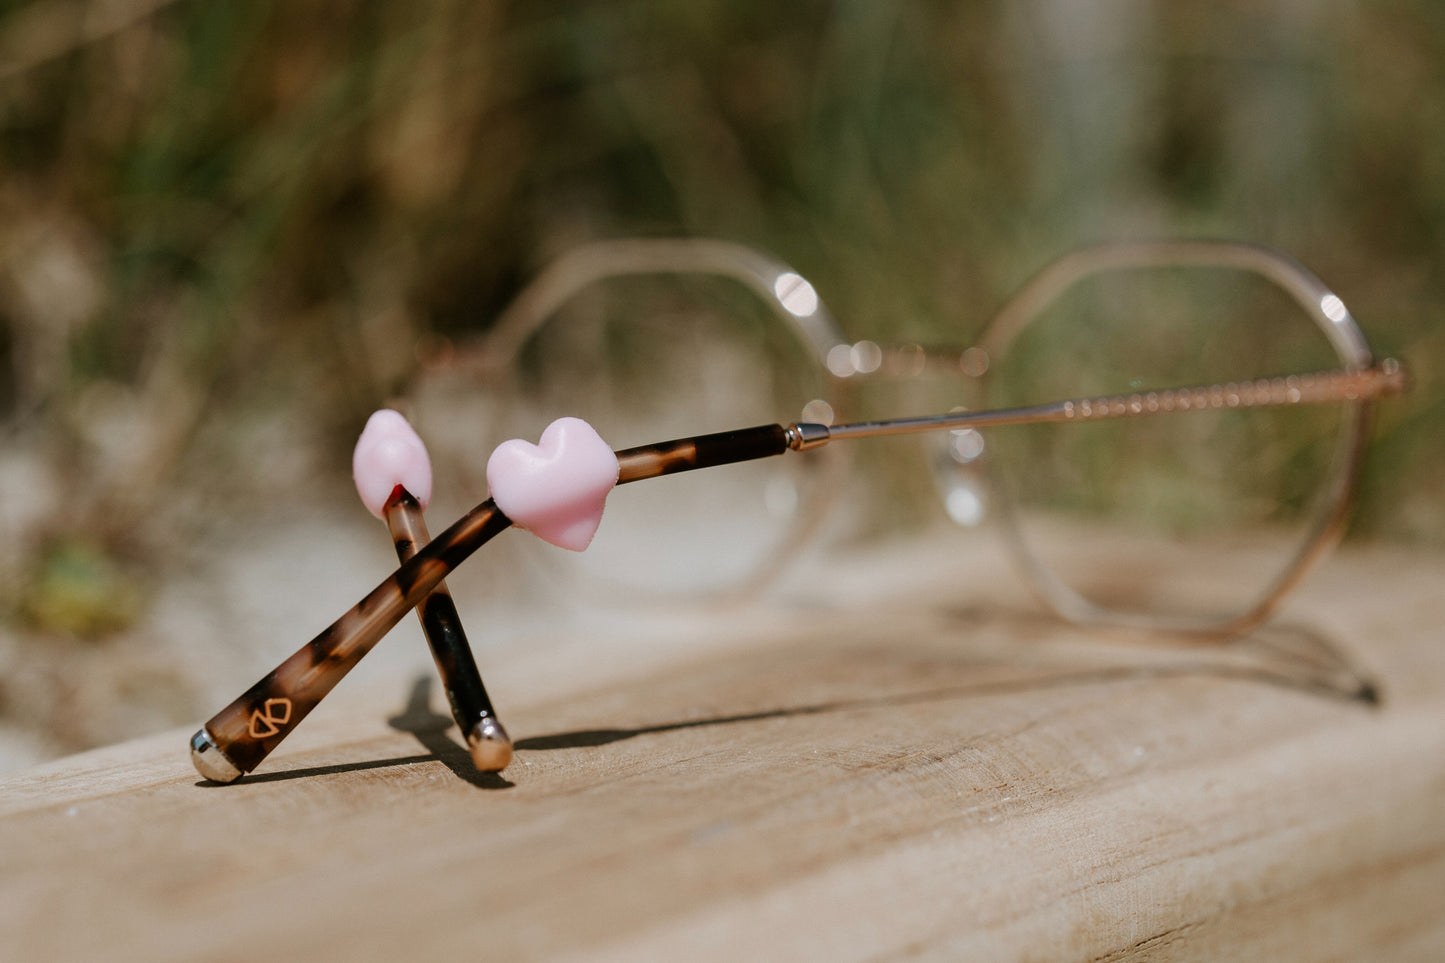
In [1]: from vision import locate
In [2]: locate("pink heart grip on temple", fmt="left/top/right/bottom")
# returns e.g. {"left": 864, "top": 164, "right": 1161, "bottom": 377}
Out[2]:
{"left": 486, "top": 417, "right": 620, "bottom": 551}
{"left": 352, "top": 409, "right": 434, "bottom": 517}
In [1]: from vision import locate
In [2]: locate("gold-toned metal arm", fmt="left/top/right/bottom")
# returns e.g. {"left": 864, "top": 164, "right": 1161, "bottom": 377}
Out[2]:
{"left": 797, "top": 361, "right": 1406, "bottom": 446}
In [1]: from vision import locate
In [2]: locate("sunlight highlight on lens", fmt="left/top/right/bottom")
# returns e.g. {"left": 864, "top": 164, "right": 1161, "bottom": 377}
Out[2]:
{"left": 825, "top": 341, "right": 884, "bottom": 377}
{"left": 800, "top": 398, "right": 835, "bottom": 425}
{"left": 851, "top": 340, "right": 883, "bottom": 374}
{"left": 774, "top": 272, "right": 819, "bottom": 317}
{"left": 949, "top": 428, "right": 985, "bottom": 463}
{"left": 945, "top": 484, "right": 985, "bottom": 526}
{"left": 1320, "top": 293, "right": 1348, "bottom": 324}
{"left": 826, "top": 343, "right": 854, "bottom": 377}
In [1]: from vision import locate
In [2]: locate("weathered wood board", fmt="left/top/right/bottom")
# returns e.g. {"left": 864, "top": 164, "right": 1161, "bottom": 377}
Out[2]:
{"left": 2, "top": 539, "right": 1442, "bottom": 961}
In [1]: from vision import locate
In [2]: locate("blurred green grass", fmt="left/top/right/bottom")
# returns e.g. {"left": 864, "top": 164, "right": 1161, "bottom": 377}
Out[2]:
{"left": 0, "top": 1, "right": 1439, "bottom": 705}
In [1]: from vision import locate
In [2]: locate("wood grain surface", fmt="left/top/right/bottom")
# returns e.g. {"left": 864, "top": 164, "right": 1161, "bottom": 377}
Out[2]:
{"left": 2, "top": 538, "right": 1442, "bottom": 961}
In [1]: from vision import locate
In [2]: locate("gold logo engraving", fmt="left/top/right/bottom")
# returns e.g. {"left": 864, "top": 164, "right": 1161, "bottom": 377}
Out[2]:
{"left": 248, "top": 697, "right": 293, "bottom": 739}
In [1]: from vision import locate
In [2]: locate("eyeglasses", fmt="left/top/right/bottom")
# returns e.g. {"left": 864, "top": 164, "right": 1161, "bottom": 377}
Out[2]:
{"left": 189, "top": 239, "right": 1406, "bottom": 783}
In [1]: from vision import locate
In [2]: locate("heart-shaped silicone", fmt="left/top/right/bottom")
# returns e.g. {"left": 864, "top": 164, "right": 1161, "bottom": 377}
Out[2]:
{"left": 486, "top": 417, "right": 619, "bottom": 551}
{"left": 352, "top": 409, "right": 433, "bottom": 518}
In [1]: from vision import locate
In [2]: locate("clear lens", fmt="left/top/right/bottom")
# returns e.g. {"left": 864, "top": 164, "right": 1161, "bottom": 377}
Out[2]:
{"left": 491, "top": 271, "right": 836, "bottom": 597}
{"left": 979, "top": 259, "right": 1353, "bottom": 626}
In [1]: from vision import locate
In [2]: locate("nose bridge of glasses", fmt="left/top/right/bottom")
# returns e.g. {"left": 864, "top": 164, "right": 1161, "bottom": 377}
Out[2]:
{"left": 820, "top": 340, "right": 994, "bottom": 383}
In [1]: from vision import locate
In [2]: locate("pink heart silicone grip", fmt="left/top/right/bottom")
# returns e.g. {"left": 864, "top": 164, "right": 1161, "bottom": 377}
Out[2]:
{"left": 352, "top": 409, "right": 434, "bottom": 518}
{"left": 486, "top": 417, "right": 619, "bottom": 551}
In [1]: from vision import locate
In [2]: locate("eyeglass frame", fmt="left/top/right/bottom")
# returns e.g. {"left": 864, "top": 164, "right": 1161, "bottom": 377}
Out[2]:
{"left": 188, "top": 238, "right": 1406, "bottom": 783}
{"left": 432, "top": 238, "right": 1389, "bottom": 634}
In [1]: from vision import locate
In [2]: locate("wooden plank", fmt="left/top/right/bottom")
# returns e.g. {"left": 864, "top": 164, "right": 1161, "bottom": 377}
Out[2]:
{"left": 1, "top": 540, "right": 1442, "bottom": 961}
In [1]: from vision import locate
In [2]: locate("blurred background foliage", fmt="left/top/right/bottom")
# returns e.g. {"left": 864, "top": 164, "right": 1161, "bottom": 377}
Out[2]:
{"left": 0, "top": 0, "right": 1440, "bottom": 760}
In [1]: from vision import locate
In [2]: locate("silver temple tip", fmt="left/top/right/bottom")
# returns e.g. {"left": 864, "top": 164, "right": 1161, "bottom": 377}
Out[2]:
{"left": 190, "top": 728, "right": 244, "bottom": 784}
{"left": 467, "top": 716, "right": 513, "bottom": 772}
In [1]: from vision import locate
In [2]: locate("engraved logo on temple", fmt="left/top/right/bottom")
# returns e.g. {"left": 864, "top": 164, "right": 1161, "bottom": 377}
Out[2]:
{"left": 248, "top": 698, "right": 293, "bottom": 739}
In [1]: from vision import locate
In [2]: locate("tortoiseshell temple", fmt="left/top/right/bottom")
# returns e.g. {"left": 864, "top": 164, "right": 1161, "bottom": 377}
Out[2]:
{"left": 383, "top": 488, "right": 511, "bottom": 772}
{"left": 191, "top": 500, "right": 513, "bottom": 783}
{"left": 189, "top": 426, "right": 795, "bottom": 783}
{"left": 190, "top": 361, "right": 1405, "bottom": 783}
{"left": 614, "top": 424, "right": 791, "bottom": 482}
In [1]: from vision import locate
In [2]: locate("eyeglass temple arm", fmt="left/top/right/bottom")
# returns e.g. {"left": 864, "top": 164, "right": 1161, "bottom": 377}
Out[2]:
{"left": 190, "top": 501, "right": 514, "bottom": 782}
{"left": 191, "top": 359, "right": 1405, "bottom": 781}
{"left": 817, "top": 360, "right": 1406, "bottom": 443}
{"left": 189, "top": 419, "right": 824, "bottom": 782}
